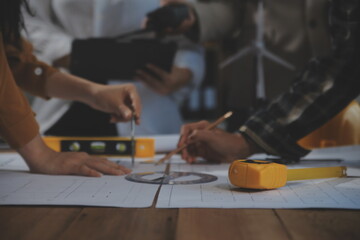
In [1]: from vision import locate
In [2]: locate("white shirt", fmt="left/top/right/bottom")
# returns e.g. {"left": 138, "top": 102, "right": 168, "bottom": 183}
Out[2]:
{"left": 25, "top": 0, "right": 205, "bottom": 135}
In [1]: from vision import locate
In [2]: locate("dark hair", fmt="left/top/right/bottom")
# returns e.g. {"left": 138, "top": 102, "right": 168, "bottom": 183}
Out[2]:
{"left": 0, "top": 0, "right": 32, "bottom": 45}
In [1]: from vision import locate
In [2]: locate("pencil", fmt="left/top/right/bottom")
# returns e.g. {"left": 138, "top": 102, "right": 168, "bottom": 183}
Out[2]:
{"left": 155, "top": 111, "right": 233, "bottom": 165}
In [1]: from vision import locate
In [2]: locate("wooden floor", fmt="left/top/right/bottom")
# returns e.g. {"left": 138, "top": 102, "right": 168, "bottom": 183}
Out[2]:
{"left": 1, "top": 206, "right": 360, "bottom": 240}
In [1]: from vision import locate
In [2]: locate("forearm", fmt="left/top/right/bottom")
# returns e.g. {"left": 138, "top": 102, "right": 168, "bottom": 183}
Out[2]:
{"left": 17, "top": 134, "right": 55, "bottom": 171}
{"left": 45, "top": 71, "right": 99, "bottom": 105}
{"left": 240, "top": 0, "right": 360, "bottom": 159}
{"left": 17, "top": 133, "right": 131, "bottom": 176}
{"left": 170, "top": 67, "right": 192, "bottom": 92}
{"left": 45, "top": 71, "right": 141, "bottom": 123}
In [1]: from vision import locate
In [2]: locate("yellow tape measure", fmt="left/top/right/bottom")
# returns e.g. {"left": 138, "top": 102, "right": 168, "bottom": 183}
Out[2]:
{"left": 43, "top": 136, "right": 154, "bottom": 157}
{"left": 228, "top": 159, "right": 347, "bottom": 189}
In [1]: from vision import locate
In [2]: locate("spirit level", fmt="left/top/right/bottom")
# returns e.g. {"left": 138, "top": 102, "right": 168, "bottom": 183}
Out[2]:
{"left": 43, "top": 136, "right": 154, "bottom": 158}
{"left": 228, "top": 159, "right": 346, "bottom": 189}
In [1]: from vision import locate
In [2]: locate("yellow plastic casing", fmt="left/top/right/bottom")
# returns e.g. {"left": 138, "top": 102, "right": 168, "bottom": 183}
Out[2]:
{"left": 43, "top": 136, "right": 155, "bottom": 158}
{"left": 228, "top": 159, "right": 288, "bottom": 189}
{"left": 298, "top": 101, "right": 360, "bottom": 149}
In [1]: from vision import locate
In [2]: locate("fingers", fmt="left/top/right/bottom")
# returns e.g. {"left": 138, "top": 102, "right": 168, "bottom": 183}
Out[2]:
{"left": 184, "top": 143, "right": 198, "bottom": 164}
{"left": 85, "top": 157, "right": 131, "bottom": 176}
{"left": 59, "top": 153, "right": 131, "bottom": 177}
{"left": 158, "top": 1, "right": 195, "bottom": 34}
{"left": 178, "top": 120, "right": 210, "bottom": 163}
{"left": 78, "top": 165, "right": 102, "bottom": 177}
{"left": 116, "top": 164, "right": 133, "bottom": 174}
{"left": 113, "top": 104, "right": 133, "bottom": 122}
{"left": 183, "top": 139, "right": 213, "bottom": 164}
{"left": 135, "top": 63, "right": 178, "bottom": 95}
{"left": 135, "top": 69, "right": 169, "bottom": 95}
{"left": 178, "top": 120, "right": 210, "bottom": 147}
{"left": 110, "top": 114, "right": 124, "bottom": 123}
{"left": 100, "top": 158, "right": 131, "bottom": 174}
{"left": 108, "top": 84, "right": 142, "bottom": 124}
{"left": 187, "top": 129, "right": 216, "bottom": 145}
{"left": 145, "top": 64, "right": 166, "bottom": 79}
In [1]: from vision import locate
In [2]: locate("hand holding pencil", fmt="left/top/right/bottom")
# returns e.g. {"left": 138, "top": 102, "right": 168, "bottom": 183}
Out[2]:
{"left": 156, "top": 112, "right": 235, "bottom": 165}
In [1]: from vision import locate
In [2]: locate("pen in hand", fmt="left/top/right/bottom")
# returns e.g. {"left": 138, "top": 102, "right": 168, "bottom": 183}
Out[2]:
{"left": 155, "top": 111, "right": 233, "bottom": 165}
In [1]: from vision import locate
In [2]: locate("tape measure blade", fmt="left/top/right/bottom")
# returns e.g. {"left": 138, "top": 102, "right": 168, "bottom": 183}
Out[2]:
{"left": 287, "top": 166, "right": 347, "bottom": 181}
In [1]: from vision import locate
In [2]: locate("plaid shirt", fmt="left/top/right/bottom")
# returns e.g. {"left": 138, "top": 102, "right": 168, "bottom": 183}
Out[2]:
{"left": 239, "top": 0, "right": 360, "bottom": 159}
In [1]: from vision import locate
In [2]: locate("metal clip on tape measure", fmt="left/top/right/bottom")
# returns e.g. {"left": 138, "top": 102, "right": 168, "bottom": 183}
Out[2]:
{"left": 228, "top": 159, "right": 347, "bottom": 189}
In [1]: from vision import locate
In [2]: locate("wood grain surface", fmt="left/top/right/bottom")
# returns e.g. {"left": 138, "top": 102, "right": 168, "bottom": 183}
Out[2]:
{"left": 1, "top": 206, "right": 359, "bottom": 240}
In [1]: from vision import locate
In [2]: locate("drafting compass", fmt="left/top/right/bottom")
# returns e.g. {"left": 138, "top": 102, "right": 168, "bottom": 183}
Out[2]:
{"left": 125, "top": 171, "right": 217, "bottom": 185}
{"left": 127, "top": 155, "right": 217, "bottom": 185}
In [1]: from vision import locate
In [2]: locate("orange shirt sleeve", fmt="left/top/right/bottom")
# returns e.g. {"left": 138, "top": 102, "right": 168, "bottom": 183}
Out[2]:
{"left": 0, "top": 35, "right": 39, "bottom": 149}
{"left": 5, "top": 38, "right": 58, "bottom": 99}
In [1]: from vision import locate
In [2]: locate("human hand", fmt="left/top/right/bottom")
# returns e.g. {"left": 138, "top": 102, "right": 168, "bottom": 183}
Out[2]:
{"left": 86, "top": 83, "right": 141, "bottom": 124}
{"left": 145, "top": 1, "right": 196, "bottom": 35}
{"left": 178, "top": 121, "right": 257, "bottom": 163}
{"left": 46, "top": 72, "right": 142, "bottom": 124}
{"left": 18, "top": 135, "right": 131, "bottom": 177}
{"left": 135, "top": 64, "right": 191, "bottom": 95}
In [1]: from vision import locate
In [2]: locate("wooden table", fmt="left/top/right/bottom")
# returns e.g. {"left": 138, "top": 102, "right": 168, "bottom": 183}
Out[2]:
{"left": 1, "top": 147, "right": 359, "bottom": 240}
{"left": 1, "top": 206, "right": 360, "bottom": 240}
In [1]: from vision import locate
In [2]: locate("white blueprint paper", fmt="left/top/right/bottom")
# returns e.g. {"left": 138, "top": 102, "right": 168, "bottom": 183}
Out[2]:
{"left": 0, "top": 153, "right": 159, "bottom": 208}
{"left": 1, "top": 145, "right": 360, "bottom": 209}
{"left": 156, "top": 153, "right": 360, "bottom": 209}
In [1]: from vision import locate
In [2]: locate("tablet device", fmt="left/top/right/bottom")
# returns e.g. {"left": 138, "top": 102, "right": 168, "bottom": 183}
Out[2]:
{"left": 69, "top": 38, "right": 177, "bottom": 80}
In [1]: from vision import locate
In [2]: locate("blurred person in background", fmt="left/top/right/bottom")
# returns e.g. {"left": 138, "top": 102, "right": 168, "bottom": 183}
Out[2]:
{"left": 1, "top": 0, "right": 141, "bottom": 176}
{"left": 24, "top": 0, "right": 205, "bottom": 136}
{"left": 156, "top": 0, "right": 360, "bottom": 162}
